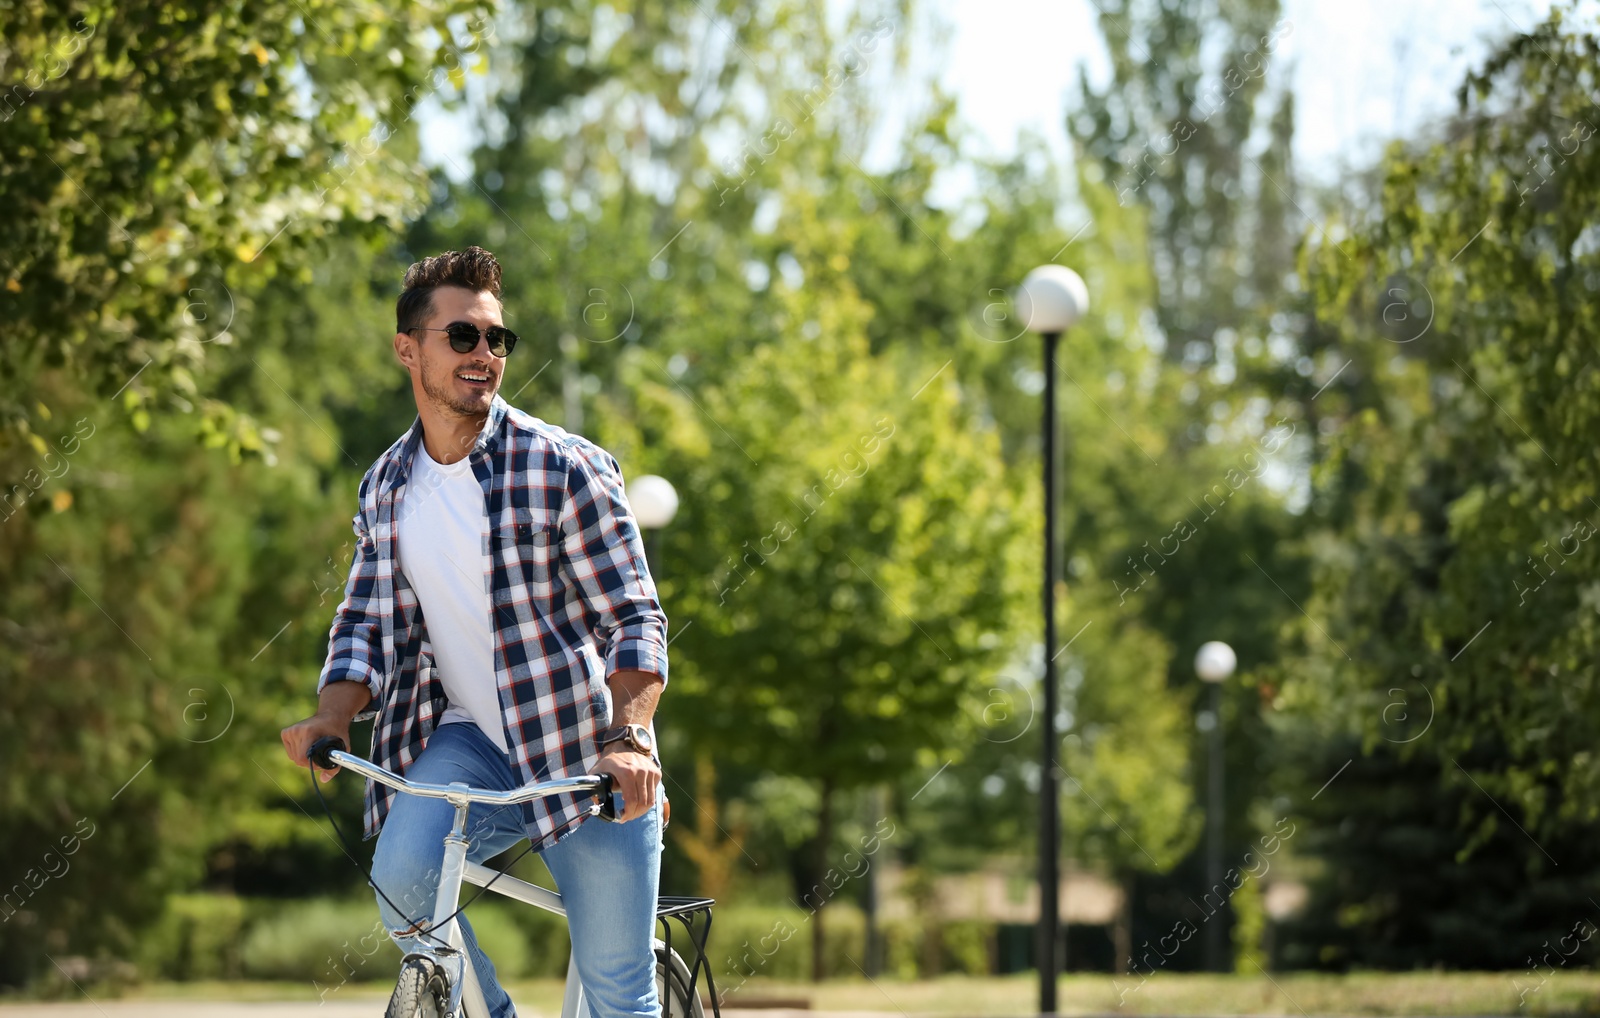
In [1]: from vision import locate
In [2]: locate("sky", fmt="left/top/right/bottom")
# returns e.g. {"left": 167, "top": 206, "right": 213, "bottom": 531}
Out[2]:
{"left": 422, "top": 0, "right": 1568, "bottom": 191}
{"left": 919, "top": 0, "right": 1561, "bottom": 183}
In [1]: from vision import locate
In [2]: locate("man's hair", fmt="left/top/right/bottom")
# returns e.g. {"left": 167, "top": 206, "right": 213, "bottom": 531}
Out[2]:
{"left": 396, "top": 246, "right": 503, "bottom": 334}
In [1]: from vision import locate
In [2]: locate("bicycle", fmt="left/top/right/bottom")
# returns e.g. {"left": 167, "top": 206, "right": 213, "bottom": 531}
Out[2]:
{"left": 307, "top": 736, "right": 721, "bottom": 1018}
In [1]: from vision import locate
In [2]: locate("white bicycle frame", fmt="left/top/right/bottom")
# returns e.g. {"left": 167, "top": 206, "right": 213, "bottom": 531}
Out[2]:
{"left": 324, "top": 747, "right": 615, "bottom": 1018}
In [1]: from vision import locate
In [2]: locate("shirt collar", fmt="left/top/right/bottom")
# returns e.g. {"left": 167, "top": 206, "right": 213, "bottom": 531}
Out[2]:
{"left": 386, "top": 395, "right": 509, "bottom": 495}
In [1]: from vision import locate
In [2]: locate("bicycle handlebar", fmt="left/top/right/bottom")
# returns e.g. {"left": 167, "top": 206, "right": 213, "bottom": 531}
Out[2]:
{"left": 307, "top": 736, "right": 619, "bottom": 819}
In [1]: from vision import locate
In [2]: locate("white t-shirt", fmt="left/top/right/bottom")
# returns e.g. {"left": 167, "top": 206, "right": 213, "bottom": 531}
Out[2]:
{"left": 396, "top": 439, "right": 508, "bottom": 753}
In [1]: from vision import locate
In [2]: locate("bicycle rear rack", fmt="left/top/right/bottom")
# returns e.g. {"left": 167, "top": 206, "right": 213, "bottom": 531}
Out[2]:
{"left": 656, "top": 896, "right": 720, "bottom": 1018}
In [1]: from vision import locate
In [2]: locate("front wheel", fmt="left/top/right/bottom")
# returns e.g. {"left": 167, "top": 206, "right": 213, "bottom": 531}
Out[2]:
{"left": 656, "top": 945, "right": 705, "bottom": 1018}
{"left": 387, "top": 955, "right": 449, "bottom": 1018}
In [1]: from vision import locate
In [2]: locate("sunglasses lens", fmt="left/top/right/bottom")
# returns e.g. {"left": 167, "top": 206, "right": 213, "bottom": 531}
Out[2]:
{"left": 488, "top": 327, "right": 518, "bottom": 357}
{"left": 446, "top": 325, "right": 480, "bottom": 353}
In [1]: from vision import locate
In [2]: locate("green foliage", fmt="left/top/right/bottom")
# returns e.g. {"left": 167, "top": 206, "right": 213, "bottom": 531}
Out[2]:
{"left": 1277, "top": 746, "right": 1600, "bottom": 970}
{"left": 0, "top": 387, "right": 341, "bottom": 981}
{"left": 716, "top": 905, "right": 863, "bottom": 985}
{"left": 636, "top": 277, "right": 1034, "bottom": 792}
{"left": 1228, "top": 874, "right": 1265, "bottom": 974}
{"left": 1062, "top": 0, "right": 1322, "bottom": 965}
{"left": 935, "top": 920, "right": 994, "bottom": 977}
{"left": 139, "top": 894, "right": 250, "bottom": 981}
{"left": 1273, "top": 3, "right": 1600, "bottom": 965}
{"left": 714, "top": 905, "right": 994, "bottom": 985}
{"left": 239, "top": 897, "right": 398, "bottom": 983}
{"left": 1071, "top": 0, "right": 1298, "bottom": 380}
{"left": 0, "top": 1, "right": 503, "bottom": 982}
{"left": 131, "top": 892, "right": 561, "bottom": 984}
{"left": 0, "top": 0, "right": 499, "bottom": 454}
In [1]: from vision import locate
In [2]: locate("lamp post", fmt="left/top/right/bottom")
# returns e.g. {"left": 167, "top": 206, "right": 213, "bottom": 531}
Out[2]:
{"left": 1015, "top": 264, "right": 1089, "bottom": 1014}
{"left": 1195, "top": 640, "right": 1236, "bottom": 973}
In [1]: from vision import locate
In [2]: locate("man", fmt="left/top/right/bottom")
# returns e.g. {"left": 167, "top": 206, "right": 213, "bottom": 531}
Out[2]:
{"left": 280, "top": 246, "right": 668, "bottom": 1018}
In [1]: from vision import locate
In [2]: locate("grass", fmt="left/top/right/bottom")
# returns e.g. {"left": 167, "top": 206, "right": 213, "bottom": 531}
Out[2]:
{"left": 724, "top": 971, "right": 1600, "bottom": 1015}
{"left": 95, "top": 971, "right": 1600, "bottom": 1016}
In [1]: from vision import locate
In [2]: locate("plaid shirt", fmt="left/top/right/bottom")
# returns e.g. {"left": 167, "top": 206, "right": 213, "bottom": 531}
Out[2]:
{"left": 317, "top": 394, "right": 669, "bottom": 849}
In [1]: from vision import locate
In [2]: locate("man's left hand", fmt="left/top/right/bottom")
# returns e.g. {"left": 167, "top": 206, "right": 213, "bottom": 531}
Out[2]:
{"left": 595, "top": 744, "right": 660, "bottom": 823}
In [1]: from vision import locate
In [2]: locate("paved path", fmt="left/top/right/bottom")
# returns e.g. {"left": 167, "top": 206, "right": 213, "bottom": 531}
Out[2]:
{"left": 0, "top": 1006, "right": 388, "bottom": 1018}
{"left": 0, "top": 1005, "right": 833, "bottom": 1018}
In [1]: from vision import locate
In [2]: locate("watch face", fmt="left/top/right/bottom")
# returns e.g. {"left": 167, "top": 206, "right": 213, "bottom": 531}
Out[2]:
{"left": 629, "top": 725, "right": 654, "bottom": 753}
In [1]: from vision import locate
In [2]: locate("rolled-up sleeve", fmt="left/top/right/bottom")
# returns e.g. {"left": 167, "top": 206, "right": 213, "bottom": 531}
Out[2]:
{"left": 317, "top": 483, "right": 387, "bottom": 718}
{"left": 558, "top": 443, "right": 669, "bottom": 685}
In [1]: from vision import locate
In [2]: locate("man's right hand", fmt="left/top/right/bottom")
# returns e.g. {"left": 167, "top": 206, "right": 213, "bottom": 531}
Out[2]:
{"left": 282, "top": 679, "right": 372, "bottom": 782}
{"left": 280, "top": 712, "right": 352, "bottom": 783}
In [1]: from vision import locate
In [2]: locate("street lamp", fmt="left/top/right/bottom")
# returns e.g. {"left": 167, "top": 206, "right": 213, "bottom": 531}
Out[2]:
{"left": 1195, "top": 640, "right": 1236, "bottom": 973}
{"left": 1015, "top": 264, "right": 1089, "bottom": 1014}
{"left": 628, "top": 474, "right": 680, "bottom": 530}
{"left": 627, "top": 474, "right": 679, "bottom": 572}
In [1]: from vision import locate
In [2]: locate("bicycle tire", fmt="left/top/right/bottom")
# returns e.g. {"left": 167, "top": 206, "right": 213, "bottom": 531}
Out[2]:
{"left": 657, "top": 944, "right": 705, "bottom": 1018}
{"left": 387, "top": 955, "right": 449, "bottom": 1018}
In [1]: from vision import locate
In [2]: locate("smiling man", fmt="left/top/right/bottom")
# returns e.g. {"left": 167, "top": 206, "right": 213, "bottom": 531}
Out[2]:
{"left": 280, "top": 246, "right": 669, "bottom": 1018}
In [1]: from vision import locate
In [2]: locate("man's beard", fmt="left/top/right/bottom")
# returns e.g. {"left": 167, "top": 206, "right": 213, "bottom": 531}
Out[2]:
{"left": 419, "top": 349, "right": 495, "bottom": 418}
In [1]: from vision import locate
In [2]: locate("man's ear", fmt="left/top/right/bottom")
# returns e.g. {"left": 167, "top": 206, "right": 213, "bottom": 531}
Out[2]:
{"left": 394, "top": 331, "right": 418, "bottom": 370}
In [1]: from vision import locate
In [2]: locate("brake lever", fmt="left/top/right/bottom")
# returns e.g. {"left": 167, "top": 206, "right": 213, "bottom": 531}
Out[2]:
{"left": 595, "top": 773, "right": 624, "bottom": 822}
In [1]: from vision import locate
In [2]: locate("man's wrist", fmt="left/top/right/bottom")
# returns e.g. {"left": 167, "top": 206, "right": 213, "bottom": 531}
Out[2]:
{"left": 598, "top": 722, "right": 654, "bottom": 756}
{"left": 316, "top": 678, "right": 372, "bottom": 723}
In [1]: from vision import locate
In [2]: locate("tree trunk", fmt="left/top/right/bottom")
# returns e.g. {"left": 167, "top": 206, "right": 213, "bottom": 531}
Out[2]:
{"left": 811, "top": 778, "right": 833, "bottom": 982}
{"left": 1113, "top": 871, "right": 1133, "bottom": 975}
{"left": 861, "top": 785, "right": 888, "bottom": 975}
{"left": 862, "top": 820, "right": 880, "bottom": 975}
{"left": 676, "top": 753, "right": 745, "bottom": 902}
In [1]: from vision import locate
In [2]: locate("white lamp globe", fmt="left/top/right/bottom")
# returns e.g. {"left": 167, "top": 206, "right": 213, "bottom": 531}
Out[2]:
{"left": 1015, "top": 264, "right": 1090, "bottom": 334}
{"left": 627, "top": 474, "right": 679, "bottom": 529}
{"left": 1195, "top": 641, "right": 1237, "bottom": 684}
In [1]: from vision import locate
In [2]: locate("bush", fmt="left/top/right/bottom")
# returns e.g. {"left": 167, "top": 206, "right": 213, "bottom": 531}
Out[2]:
{"left": 882, "top": 918, "right": 922, "bottom": 979}
{"left": 238, "top": 896, "right": 559, "bottom": 986}
{"left": 876, "top": 917, "right": 997, "bottom": 978}
{"left": 940, "top": 920, "right": 994, "bottom": 976}
{"left": 241, "top": 897, "right": 400, "bottom": 984}
{"left": 139, "top": 893, "right": 250, "bottom": 981}
{"left": 129, "top": 892, "right": 997, "bottom": 989}
{"left": 134, "top": 890, "right": 566, "bottom": 987}
{"left": 713, "top": 904, "right": 867, "bottom": 990}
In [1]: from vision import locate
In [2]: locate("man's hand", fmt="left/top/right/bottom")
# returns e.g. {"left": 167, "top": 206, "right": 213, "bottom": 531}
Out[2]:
{"left": 280, "top": 711, "right": 352, "bottom": 783}
{"left": 594, "top": 744, "right": 660, "bottom": 823}
{"left": 282, "top": 679, "right": 371, "bottom": 782}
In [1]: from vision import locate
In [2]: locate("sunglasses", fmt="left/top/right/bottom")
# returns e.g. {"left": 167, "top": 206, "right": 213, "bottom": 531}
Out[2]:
{"left": 407, "top": 321, "right": 520, "bottom": 357}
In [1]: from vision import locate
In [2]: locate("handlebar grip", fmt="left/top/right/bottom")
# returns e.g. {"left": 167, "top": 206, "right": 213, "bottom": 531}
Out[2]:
{"left": 308, "top": 736, "right": 347, "bottom": 771}
{"left": 595, "top": 773, "right": 624, "bottom": 822}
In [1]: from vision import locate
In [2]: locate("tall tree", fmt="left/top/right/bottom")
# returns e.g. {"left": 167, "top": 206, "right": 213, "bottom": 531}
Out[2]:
{"left": 1274, "top": 3, "right": 1600, "bottom": 965}
{"left": 1066, "top": 0, "right": 1313, "bottom": 968}
{"left": 608, "top": 212, "right": 1038, "bottom": 979}
{"left": 0, "top": 0, "right": 498, "bottom": 454}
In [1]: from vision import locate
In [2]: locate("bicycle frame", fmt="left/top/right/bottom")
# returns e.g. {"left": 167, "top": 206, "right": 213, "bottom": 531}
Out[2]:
{"left": 323, "top": 746, "right": 605, "bottom": 1018}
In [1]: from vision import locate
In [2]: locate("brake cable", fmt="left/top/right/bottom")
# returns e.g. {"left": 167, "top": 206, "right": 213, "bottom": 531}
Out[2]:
{"left": 307, "top": 763, "right": 590, "bottom": 953}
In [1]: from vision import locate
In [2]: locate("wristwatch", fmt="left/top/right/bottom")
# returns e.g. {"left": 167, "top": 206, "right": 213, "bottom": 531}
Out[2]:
{"left": 598, "top": 723, "right": 654, "bottom": 756}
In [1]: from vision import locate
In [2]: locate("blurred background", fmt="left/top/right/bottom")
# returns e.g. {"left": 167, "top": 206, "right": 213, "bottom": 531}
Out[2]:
{"left": 3, "top": 0, "right": 1599, "bottom": 1012}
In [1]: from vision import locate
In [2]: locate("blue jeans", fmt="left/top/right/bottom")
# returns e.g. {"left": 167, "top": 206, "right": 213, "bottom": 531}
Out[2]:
{"left": 370, "top": 722, "right": 663, "bottom": 1018}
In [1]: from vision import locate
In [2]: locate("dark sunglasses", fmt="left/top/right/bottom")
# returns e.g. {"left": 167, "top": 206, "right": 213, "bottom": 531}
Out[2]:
{"left": 407, "top": 321, "right": 520, "bottom": 357}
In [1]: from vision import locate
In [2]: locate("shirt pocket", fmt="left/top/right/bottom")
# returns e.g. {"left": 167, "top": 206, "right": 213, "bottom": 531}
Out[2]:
{"left": 492, "top": 506, "right": 563, "bottom": 601}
